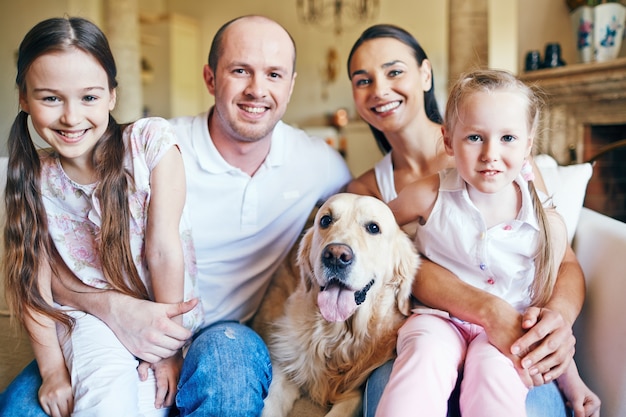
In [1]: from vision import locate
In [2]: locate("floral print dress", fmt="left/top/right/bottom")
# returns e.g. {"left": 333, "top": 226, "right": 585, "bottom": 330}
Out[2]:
{"left": 40, "top": 117, "right": 203, "bottom": 332}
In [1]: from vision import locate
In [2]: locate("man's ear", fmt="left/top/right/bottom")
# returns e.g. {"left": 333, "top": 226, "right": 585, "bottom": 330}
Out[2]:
{"left": 203, "top": 64, "right": 216, "bottom": 96}
{"left": 287, "top": 71, "right": 297, "bottom": 103}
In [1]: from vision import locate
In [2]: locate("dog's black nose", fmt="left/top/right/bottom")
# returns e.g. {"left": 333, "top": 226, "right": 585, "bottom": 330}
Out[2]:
{"left": 322, "top": 244, "right": 353, "bottom": 269}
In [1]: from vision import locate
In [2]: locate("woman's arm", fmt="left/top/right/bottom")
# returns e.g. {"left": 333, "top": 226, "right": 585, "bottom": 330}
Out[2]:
{"left": 509, "top": 160, "right": 587, "bottom": 381}
{"left": 412, "top": 259, "right": 535, "bottom": 385}
{"left": 513, "top": 245, "right": 584, "bottom": 381}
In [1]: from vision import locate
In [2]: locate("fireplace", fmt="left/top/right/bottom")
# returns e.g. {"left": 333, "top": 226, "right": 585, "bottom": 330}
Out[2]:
{"left": 520, "top": 57, "right": 626, "bottom": 221}
{"left": 584, "top": 125, "right": 626, "bottom": 222}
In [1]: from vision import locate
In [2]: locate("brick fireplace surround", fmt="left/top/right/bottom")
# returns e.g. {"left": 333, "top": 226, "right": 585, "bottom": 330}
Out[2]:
{"left": 520, "top": 57, "right": 626, "bottom": 221}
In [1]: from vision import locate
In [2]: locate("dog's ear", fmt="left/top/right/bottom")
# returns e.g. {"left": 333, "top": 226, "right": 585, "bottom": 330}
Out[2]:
{"left": 392, "top": 232, "right": 420, "bottom": 316}
{"left": 297, "top": 227, "right": 315, "bottom": 292}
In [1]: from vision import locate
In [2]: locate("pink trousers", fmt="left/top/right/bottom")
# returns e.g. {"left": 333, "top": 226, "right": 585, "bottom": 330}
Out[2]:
{"left": 375, "top": 313, "right": 528, "bottom": 417}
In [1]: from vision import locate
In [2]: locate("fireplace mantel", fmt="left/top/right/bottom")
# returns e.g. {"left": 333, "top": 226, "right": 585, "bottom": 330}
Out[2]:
{"left": 519, "top": 57, "right": 626, "bottom": 164}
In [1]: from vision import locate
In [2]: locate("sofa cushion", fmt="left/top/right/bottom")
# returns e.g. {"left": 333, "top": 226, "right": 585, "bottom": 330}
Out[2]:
{"left": 572, "top": 207, "right": 626, "bottom": 417}
{"left": 534, "top": 154, "right": 593, "bottom": 243}
{"left": 0, "top": 157, "right": 7, "bottom": 314}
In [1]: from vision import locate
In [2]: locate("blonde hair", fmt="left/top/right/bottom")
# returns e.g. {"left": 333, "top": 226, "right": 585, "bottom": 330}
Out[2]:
{"left": 444, "top": 69, "right": 556, "bottom": 306}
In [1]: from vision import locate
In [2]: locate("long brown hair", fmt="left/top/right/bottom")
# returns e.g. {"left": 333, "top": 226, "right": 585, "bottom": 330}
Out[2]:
{"left": 347, "top": 24, "right": 443, "bottom": 155}
{"left": 4, "top": 17, "right": 148, "bottom": 332}
{"left": 443, "top": 69, "right": 556, "bottom": 307}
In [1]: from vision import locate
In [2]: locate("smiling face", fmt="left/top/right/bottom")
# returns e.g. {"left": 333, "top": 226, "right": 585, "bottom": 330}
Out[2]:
{"left": 204, "top": 16, "right": 296, "bottom": 145}
{"left": 298, "top": 193, "right": 419, "bottom": 322}
{"left": 348, "top": 37, "right": 432, "bottom": 135}
{"left": 444, "top": 90, "right": 534, "bottom": 195}
{"left": 19, "top": 48, "right": 115, "bottom": 168}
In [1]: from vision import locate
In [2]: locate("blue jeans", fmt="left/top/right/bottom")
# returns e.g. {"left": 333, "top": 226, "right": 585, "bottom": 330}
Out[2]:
{"left": 176, "top": 321, "right": 272, "bottom": 416}
{"left": 363, "top": 360, "right": 573, "bottom": 417}
{"left": 0, "top": 361, "right": 47, "bottom": 417}
{"left": 0, "top": 322, "right": 272, "bottom": 417}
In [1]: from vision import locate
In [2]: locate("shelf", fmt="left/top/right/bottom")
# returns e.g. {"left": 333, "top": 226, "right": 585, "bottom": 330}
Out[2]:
{"left": 519, "top": 57, "right": 626, "bottom": 103}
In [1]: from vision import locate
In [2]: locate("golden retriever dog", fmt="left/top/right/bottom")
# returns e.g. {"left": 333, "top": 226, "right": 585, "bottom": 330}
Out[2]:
{"left": 253, "top": 193, "right": 420, "bottom": 417}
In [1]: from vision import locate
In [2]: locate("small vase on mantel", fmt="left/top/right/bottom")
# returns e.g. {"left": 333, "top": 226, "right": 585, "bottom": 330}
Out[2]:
{"left": 594, "top": 2, "right": 626, "bottom": 61}
{"left": 571, "top": 5, "right": 594, "bottom": 62}
{"left": 568, "top": 0, "right": 626, "bottom": 63}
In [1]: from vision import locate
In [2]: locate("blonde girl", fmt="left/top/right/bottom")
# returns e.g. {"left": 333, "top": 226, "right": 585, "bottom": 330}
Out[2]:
{"left": 378, "top": 69, "right": 599, "bottom": 417}
{"left": 4, "top": 17, "right": 201, "bottom": 417}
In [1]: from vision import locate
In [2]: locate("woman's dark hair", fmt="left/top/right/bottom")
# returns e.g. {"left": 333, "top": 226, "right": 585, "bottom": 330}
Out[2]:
{"left": 5, "top": 17, "right": 148, "bottom": 334}
{"left": 347, "top": 24, "right": 443, "bottom": 154}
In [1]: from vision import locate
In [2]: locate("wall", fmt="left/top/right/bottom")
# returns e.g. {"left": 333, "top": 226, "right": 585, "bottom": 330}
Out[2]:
{"left": 0, "top": 0, "right": 102, "bottom": 152}
{"left": 0, "top": 0, "right": 610, "bottom": 155}
{"left": 518, "top": 0, "right": 576, "bottom": 73}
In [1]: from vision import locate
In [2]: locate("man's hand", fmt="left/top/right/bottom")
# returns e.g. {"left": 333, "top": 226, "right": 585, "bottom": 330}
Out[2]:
{"left": 511, "top": 306, "right": 576, "bottom": 384}
{"left": 51, "top": 250, "right": 197, "bottom": 362}
{"left": 107, "top": 296, "right": 197, "bottom": 363}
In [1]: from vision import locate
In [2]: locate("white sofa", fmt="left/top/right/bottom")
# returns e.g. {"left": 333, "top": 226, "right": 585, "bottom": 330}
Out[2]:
{"left": 572, "top": 207, "right": 626, "bottom": 417}
{"left": 1, "top": 156, "right": 625, "bottom": 417}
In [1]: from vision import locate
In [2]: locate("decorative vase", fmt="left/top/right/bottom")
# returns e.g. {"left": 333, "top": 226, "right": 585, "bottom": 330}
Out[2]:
{"left": 570, "top": 5, "right": 594, "bottom": 63}
{"left": 593, "top": 2, "right": 626, "bottom": 62}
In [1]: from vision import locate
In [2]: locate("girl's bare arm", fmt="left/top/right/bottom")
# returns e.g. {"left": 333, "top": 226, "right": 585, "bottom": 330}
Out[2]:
{"left": 26, "top": 261, "right": 73, "bottom": 417}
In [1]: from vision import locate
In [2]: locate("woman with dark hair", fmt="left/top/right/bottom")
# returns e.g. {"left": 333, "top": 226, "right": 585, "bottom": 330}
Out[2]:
{"left": 346, "top": 24, "right": 593, "bottom": 417}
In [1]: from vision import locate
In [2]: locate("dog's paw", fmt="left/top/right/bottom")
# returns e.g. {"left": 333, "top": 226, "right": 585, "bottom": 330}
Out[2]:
{"left": 324, "top": 395, "right": 362, "bottom": 417}
{"left": 261, "top": 370, "right": 301, "bottom": 417}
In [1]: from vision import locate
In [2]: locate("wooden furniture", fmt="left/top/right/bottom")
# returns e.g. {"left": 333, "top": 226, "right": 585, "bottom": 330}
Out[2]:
{"left": 519, "top": 57, "right": 626, "bottom": 164}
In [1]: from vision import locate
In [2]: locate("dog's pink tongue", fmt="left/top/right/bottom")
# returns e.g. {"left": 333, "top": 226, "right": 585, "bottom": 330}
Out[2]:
{"left": 317, "top": 286, "right": 357, "bottom": 322}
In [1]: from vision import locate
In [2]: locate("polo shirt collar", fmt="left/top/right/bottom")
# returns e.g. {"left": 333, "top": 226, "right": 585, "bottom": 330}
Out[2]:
{"left": 193, "top": 108, "right": 286, "bottom": 175}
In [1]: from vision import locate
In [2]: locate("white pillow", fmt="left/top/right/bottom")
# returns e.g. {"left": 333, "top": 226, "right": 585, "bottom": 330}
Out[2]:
{"left": 534, "top": 154, "right": 593, "bottom": 243}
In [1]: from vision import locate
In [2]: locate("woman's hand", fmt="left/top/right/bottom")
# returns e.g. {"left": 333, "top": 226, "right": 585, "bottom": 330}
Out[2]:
{"left": 512, "top": 306, "right": 576, "bottom": 384}
{"left": 480, "top": 301, "right": 534, "bottom": 387}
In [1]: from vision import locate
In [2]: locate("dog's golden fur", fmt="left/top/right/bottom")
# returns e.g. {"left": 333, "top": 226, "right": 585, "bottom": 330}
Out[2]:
{"left": 253, "top": 193, "right": 420, "bottom": 417}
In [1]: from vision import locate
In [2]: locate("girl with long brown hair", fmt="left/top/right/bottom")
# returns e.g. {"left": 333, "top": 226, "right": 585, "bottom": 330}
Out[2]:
{"left": 4, "top": 16, "right": 201, "bottom": 416}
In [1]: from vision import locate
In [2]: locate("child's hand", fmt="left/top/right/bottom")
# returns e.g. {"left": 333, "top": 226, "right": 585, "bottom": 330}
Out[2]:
{"left": 557, "top": 367, "right": 601, "bottom": 417}
{"left": 38, "top": 369, "right": 73, "bottom": 417}
{"left": 137, "top": 351, "right": 183, "bottom": 409}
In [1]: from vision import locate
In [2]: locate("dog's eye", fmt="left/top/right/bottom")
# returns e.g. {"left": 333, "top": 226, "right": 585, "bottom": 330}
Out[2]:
{"left": 366, "top": 222, "right": 380, "bottom": 234}
{"left": 320, "top": 214, "right": 333, "bottom": 228}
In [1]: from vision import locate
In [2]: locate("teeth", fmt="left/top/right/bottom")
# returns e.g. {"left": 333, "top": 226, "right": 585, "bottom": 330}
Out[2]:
{"left": 374, "top": 101, "right": 400, "bottom": 113}
{"left": 242, "top": 106, "right": 265, "bottom": 114}
{"left": 59, "top": 130, "right": 85, "bottom": 139}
